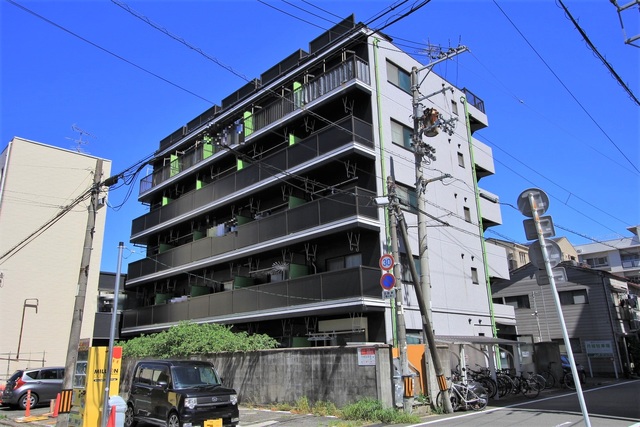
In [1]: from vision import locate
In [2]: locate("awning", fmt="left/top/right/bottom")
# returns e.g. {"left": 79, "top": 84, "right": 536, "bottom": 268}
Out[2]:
{"left": 435, "top": 335, "right": 523, "bottom": 346}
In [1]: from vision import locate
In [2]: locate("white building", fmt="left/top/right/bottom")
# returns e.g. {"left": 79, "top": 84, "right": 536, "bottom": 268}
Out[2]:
{"left": 575, "top": 226, "right": 640, "bottom": 284}
{"left": 0, "top": 137, "right": 111, "bottom": 378}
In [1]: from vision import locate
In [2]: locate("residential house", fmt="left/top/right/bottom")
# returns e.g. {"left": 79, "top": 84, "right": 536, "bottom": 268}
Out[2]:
{"left": 492, "top": 261, "right": 639, "bottom": 376}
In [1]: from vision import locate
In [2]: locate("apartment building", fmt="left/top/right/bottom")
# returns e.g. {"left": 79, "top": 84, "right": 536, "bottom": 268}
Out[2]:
{"left": 575, "top": 225, "right": 640, "bottom": 284}
{"left": 0, "top": 137, "right": 111, "bottom": 377}
{"left": 121, "top": 16, "right": 510, "bottom": 347}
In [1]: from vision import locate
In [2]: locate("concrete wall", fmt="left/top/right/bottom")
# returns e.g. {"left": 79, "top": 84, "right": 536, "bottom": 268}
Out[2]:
{"left": 119, "top": 345, "right": 394, "bottom": 408}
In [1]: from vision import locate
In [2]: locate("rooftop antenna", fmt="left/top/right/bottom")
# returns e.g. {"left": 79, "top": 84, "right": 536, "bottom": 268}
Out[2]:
{"left": 66, "top": 124, "right": 96, "bottom": 153}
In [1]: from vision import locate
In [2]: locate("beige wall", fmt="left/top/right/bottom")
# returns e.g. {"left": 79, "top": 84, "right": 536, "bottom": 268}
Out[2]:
{"left": 0, "top": 137, "right": 111, "bottom": 379}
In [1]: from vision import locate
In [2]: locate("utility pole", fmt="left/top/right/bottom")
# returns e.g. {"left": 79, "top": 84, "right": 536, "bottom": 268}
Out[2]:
{"left": 387, "top": 178, "right": 412, "bottom": 412}
{"left": 389, "top": 179, "right": 453, "bottom": 413}
{"left": 57, "top": 159, "right": 103, "bottom": 427}
{"left": 410, "top": 46, "right": 466, "bottom": 405}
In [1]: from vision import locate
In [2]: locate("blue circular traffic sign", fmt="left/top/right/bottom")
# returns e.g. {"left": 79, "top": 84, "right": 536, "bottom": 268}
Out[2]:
{"left": 380, "top": 273, "right": 396, "bottom": 290}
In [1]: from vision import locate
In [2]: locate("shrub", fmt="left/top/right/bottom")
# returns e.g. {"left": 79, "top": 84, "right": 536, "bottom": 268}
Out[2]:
{"left": 116, "top": 321, "right": 279, "bottom": 358}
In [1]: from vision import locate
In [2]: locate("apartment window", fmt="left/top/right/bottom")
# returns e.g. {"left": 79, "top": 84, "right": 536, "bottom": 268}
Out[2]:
{"left": 559, "top": 289, "right": 589, "bottom": 305}
{"left": 585, "top": 256, "right": 608, "bottom": 268}
{"left": 327, "top": 253, "right": 362, "bottom": 271}
{"left": 391, "top": 119, "right": 413, "bottom": 150}
{"left": 621, "top": 253, "right": 640, "bottom": 268}
{"left": 504, "top": 295, "right": 531, "bottom": 309}
{"left": 396, "top": 184, "right": 418, "bottom": 213}
{"left": 387, "top": 61, "right": 411, "bottom": 93}
{"left": 552, "top": 338, "right": 582, "bottom": 354}
{"left": 519, "top": 252, "right": 527, "bottom": 264}
{"left": 471, "top": 267, "right": 479, "bottom": 284}
{"left": 463, "top": 207, "right": 471, "bottom": 223}
{"left": 451, "top": 100, "right": 459, "bottom": 115}
{"left": 458, "top": 152, "right": 465, "bottom": 167}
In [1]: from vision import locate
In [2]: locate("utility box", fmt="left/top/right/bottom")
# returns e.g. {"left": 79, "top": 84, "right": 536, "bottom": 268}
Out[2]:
{"left": 69, "top": 344, "right": 122, "bottom": 427}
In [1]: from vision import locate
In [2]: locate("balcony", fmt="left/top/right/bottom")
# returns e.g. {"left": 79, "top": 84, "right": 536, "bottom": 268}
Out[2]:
{"left": 121, "top": 266, "right": 382, "bottom": 334}
{"left": 462, "top": 88, "right": 488, "bottom": 132}
{"left": 127, "top": 187, "right": 379, "bottom": 282}
{"left": 471, "top": 137, "right": 495, "bottom": 179}
{"left": 132, "top": 116, "right": 374, "bottom": 238}
{"left": 479, "top": 189, "right": 502, "bottom": 228}
{"left": 139, "top": 56, "right": 371, "bottom": 197}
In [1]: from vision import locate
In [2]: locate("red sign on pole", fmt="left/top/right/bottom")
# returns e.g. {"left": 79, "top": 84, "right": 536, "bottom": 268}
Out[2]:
{"left": 379, "top": 254, "right": 394, "bottom": 271}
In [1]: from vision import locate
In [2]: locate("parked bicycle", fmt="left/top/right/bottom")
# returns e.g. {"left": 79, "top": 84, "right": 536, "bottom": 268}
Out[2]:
{"left": 436, "top": 376, "right": 488, "bottom": 412}
{"left": 540, "top": 362, "right": 558, "bottom": 388}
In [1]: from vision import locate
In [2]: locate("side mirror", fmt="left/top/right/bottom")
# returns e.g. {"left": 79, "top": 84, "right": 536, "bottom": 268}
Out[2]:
{"left": 157, "top": 381, "right": 168, "bottom": 389}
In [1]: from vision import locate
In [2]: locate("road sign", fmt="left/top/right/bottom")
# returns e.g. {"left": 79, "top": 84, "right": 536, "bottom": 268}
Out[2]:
{"left": 380, "top": 272, "right": 395, "bottom": 290}
{"left": 379, "top": 254, "right": 394, "bottom": 271}
{"left": 523, "top": 216, "right": 555, "bottom": 240}
{"left": 535, "top": 267, "right": 567, "bottom": 286}
{"left": 528, "top": 240, "right": 563, "bottom": 269}
{"left": 517, "top": 188, "right": 549, "bottom": 218}
{"left": 382, "top": 289, "right": 396, "bottom": 300}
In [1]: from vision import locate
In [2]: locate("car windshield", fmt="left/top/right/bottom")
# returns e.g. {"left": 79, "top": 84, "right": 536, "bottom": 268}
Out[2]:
{"left": 171, "top": 365, "right": 221, "bottom": 389}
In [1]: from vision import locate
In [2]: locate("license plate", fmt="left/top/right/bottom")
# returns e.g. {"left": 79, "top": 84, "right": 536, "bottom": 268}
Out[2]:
{"left": 204, "top": 420, "right": 222, "bottom": 427}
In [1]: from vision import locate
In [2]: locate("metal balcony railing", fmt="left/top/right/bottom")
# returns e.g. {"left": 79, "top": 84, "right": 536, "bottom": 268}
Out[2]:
{"left": 131, "top": 116, "right": 374, "bottom": 237}
{"left": 121, "top": 266, "right": 381, "bottom": 332}
{"left": 139, "top": 56, "right": 371, "bottom": 196}
{"left": 127, "top": 186, "right": 378, "bottom": 281}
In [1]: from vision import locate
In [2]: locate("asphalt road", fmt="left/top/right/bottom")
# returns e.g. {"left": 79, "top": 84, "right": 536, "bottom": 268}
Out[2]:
{"left": 1, "top": 378, "right": 638, "bottom": 426}
{"left": 405, "top": 379, "right": 640, "bottom": 427}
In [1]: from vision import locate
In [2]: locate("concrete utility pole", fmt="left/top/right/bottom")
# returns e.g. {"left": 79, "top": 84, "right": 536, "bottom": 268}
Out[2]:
{"left": 389, "top": 178, "right": 453, "bottom": 413}
{"left": 387, "top": 178, "right": 412, "bottom": 413}
{"left": 409, "top": 46, "right": 466, "bottom": 407}
{"left": 57, "top": 159, "right": 103, "bottom": 427}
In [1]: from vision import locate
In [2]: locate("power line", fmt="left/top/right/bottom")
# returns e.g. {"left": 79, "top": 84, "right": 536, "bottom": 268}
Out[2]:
{"left": 557, "top": 0, "right": 640, "bottom": 106}
{"left": 5, "top": 0, "right": 215, "bottom": 104}
{"left": 492, "top": 0, "right": 640, "bottom": 175}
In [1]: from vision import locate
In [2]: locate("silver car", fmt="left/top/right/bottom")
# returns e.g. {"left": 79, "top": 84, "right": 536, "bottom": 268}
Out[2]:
{"left": 1, "top": 367, "right": 64, "bottom": 410}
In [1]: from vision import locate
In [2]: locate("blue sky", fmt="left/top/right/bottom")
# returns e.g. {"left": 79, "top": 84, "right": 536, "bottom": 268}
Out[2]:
{"left": 2, "top": 0, "right": 639, "bottom": 273}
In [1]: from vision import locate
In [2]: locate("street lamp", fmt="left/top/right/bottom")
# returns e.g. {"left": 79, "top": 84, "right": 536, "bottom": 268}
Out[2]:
{"left": 16, "top": 298, "right": 38, "bottom": 360}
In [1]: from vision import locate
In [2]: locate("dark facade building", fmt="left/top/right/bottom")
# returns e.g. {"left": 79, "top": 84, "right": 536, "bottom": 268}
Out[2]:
{"left": 121, "top": 16, "right": 510, "bottom": 347}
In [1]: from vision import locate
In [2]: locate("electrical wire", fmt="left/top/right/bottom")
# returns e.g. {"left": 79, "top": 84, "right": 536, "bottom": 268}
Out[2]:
{"left": 492, "top": 0, "right": 640, "bottom": 175}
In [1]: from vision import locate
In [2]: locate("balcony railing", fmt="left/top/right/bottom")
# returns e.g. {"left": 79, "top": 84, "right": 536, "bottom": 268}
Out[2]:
{"left": 121, "top": 266, "right": 381, "bottom": 332}
{"left": 463, "top": 88, "right": 485, "bottom": 113}
{"left": 140, "top": 56, "right": 371, "bottom": 197}
{"left": 127, "top": 187, "right": 378, "bottom": 281}
{"left": 131, "top": 116, "right": 374, "bottom": 237}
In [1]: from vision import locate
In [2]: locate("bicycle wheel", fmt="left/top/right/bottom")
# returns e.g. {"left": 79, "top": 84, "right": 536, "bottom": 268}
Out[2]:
{"left": 478, "top": 377, "right": 497, "bottom": 399}
{"left": 534, "top": 374, "right": 546, "bottom": 391}
{"left": 540, "top": 370, "right": 556, "bottom": 388}
{"left": 564, "top": 372, "right": 576, "bottom": 390}
{"left": 468, "top": 385, "right": 488, "bottom": 411}
{"left": 497, "top": 375, "right": 512, "bottom": 397}
{"left": 521, "top": 378, "right": 540, "bottom": 398}
{"left": 436, "top": 389, "right": 460, "bottom": 412}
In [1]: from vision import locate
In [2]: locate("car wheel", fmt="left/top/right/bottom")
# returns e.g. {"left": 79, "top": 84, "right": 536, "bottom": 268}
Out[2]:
{"left": 124, "top": 404, "right": 137, "bottom": 427}
{"left": 18, "top": 392, "right": 38, "bottom": 410}
{"left": 167, "top": 411, "right": 180, "bottom": 427}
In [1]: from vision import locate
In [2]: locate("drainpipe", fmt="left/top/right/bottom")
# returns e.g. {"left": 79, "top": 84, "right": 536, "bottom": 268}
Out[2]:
{"left": 372, "top": 37, "right": 397, "bottom": 346}
{"left": 600, "top": 273, "right": 628, "bottom": 375}
{"left": 461, "top": 97, "right": 499, "bottom": 368}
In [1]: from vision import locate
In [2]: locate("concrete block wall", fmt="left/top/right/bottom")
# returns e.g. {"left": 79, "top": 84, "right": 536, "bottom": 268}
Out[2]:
{"left": 119, "top": 344, "right": 394, "bottom": 408}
